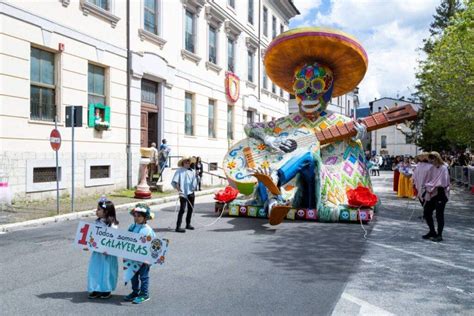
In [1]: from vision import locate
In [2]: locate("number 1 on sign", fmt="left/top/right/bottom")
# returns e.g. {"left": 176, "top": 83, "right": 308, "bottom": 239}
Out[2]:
{"left": 78, "top": 224, "right": 90, "bottom": 245}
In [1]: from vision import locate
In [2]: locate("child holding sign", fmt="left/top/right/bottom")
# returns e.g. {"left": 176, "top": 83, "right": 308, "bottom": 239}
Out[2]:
{"left": 123, "top": 203, "right": 156, "bottom": 304}
{"left": 88, "top": 197, "right": 119, "bottom": 299}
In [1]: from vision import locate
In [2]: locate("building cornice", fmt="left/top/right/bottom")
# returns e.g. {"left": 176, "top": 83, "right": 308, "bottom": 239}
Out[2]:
{"left": 138, "top": 29, "right": 167, "bottom": 49}
{"left": 204, "top": 4, "right": 225, "bottom": 29}
{"left": 80, "top": 0, "right": 120, "bottom": 28}
{"left": 0, "top": 2, "right": 126, "bottom": 57}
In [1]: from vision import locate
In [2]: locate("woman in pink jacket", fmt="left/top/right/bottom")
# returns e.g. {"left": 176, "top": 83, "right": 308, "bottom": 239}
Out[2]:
{"left": 422, "top": 152, "right": 450, "bottom": 242}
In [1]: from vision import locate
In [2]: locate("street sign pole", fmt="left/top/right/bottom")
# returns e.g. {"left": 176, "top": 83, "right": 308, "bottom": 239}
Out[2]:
{"left": 55, "top": 116, "right": 59, "bottom": 215}
{"left": 71, "top": 105, "right": 75, "bottom": 213}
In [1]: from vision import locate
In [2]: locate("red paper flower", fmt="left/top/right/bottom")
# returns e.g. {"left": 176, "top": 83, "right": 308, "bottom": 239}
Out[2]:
{"left": 214, "top": 186, "right": 239, "bottom": 203}
{"left": 347, "top": 186, "right": 378, "bottom": 207}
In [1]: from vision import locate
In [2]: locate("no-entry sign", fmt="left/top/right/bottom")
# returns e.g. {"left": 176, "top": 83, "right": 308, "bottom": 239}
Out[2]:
{"left": 50, "top": 129, "right": 61, "bottom": 151}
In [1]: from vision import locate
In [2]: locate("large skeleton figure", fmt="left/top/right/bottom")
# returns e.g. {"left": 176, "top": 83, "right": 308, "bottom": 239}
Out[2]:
{"left": 242, "top": 28, "right": 372, "bottom": 225}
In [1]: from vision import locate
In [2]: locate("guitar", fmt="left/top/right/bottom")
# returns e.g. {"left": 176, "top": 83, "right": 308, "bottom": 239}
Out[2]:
{"left": 223, "top": 104, "right": 418, "bottom": 195}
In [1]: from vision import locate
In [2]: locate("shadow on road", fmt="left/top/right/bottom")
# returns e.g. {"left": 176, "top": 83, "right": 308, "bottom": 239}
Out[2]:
{"left": 36, "top": 291, "right": 124, "bottom": 305}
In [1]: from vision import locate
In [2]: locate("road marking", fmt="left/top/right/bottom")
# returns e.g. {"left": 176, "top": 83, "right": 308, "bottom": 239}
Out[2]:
{"left": 369, "top": 241, "right": 474, "bottom": 273}
{"left": 338, "top": 293, "right": 395, "bottom": 316}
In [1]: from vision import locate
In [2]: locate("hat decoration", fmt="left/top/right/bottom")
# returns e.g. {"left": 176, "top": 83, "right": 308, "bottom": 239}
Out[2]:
{"left": 264, "top": 27, "right": 368, "bottom": 97}
{"left": 130, "top": 203, "right": 154, "bottom": 220}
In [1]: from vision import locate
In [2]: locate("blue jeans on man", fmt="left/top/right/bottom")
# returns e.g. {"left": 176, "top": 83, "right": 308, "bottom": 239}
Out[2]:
{"left": 131, "top": 264, "right": 150, "bottom": 297}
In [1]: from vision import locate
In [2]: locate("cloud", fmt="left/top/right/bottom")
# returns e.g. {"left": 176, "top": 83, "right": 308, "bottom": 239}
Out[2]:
{"left": 290, "top": 0, "right": 439, "bottom": 105}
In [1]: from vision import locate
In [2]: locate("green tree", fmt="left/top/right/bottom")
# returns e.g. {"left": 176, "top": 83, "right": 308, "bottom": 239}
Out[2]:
{"left": 416, "top": 0, "right": 473, "bottom": 151}
{"left": 423, "top": 0, "right": 464, "bottom": 53}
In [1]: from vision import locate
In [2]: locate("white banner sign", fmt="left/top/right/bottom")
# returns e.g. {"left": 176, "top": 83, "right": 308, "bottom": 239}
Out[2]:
{"left": 74, "top": 221, "right": 169, "bottom": 265}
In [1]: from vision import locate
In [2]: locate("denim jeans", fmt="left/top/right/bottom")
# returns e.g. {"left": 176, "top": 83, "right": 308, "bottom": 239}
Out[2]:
{"left": 131, "top": 264, "right": 150, "bottom": 296}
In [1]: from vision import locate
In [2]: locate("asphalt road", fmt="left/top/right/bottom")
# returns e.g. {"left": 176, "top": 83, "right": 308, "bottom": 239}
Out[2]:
{"left": 0, "top": 172, "right": 473, "bottom": 315}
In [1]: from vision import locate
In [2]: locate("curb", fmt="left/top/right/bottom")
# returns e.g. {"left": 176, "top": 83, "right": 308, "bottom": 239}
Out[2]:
{"left": 0, "top": 188, "right": 223, "bottom": 233}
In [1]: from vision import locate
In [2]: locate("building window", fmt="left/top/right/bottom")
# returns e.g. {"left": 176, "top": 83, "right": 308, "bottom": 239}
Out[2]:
{"left": 228, "top": 0, "right": 235, "bottom": 9}
{"left": 262, "top": 68, "right": 268, "bottom": 89}
{"left": 144, "top": 0, "right": 158, "bottom": 34}
{"left": 272, "top": 16, "right": 277, "bottom": 39}
{"left": 272, "top": 83, "right": 276, "bottom": 94}
{"left": 227, "top": 37, "right": 235, "bottom": 72}
{"left": 262, "top": 114, "right": 267, "bottom": 122}
{"left": 89, "top": 0, "right": 109, "bottom": 11}
{"left": 247, "top": 51, "right": 254, "bottom": 82}
{"left": 263, "top": 7, "right": 268, "bottom": 37}
{"left": 30, "top": 47, "right": 56, "bottom": 122}
{"left": 33, "top": 167, "right": 60, "bottom": 183}
{"left": 208, "top": 99, "right": 216, "bottom": 138}
{"left": 208, "top": 25, "right": 217, "bottom": 64}
{"left": 280, "top": 23, "right": 284, "bottom": 35}
{"left": 248, "top": 0, "right": 254, "bottom": 24}
{"left": 247, "top": 110, "right": 254, "bottom": 124}
{"left": 141, "top": 79, "right": 158, "bottom": 105}
{"left": 227, "top": 105, "right": 233, "bottom": 140}
{"left": 90, "top": 165, "right": 110, "bottom": 179}
{"left": 280, "top": 88, "right": 284, "bottom": 98}
{"left": 185, "top": 10, "right": 195, "bottom": 53}
{"left": 185, "top": 92, "right": 194, "bottom": 135}
{"left": 381, "top": 135, "right": 387, "bottom": 148}
{"left": 88, "top": 64, "right": 106, "bottom": 105}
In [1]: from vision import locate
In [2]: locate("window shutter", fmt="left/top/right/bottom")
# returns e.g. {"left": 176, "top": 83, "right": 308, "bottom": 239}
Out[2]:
{"left": 104, "top": 105, "right": 111, "bottom": 124}
{"left": 88, "top": 104, "right": 95, "bottom": 127}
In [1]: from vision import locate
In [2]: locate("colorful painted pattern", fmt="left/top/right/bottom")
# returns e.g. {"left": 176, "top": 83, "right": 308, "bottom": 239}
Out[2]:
{"left": 224, "top": 110, "right": 373, "bottom": 222}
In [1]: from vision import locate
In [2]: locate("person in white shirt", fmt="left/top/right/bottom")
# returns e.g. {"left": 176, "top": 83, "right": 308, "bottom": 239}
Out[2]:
{"left": 171, "top": 156, "right": 197, "bottom": 233}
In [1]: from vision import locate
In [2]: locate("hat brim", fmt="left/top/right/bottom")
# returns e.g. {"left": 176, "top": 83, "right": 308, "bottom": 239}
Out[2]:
{"left": 177, "top": 156, "right": 196, "bottom": 167}
{"left": 264, "top": 27, "right": 368, "bottom": 97}
{"left": 130, "top": 209, "right": 154, "bottom": 220}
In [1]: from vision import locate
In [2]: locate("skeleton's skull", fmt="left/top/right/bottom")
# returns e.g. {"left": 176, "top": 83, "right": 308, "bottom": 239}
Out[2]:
{"left": 151, "top": 239, "right": 162, "bottom": 252}
{"left": 293, "top": 62, "right": 334, "bottom": 114}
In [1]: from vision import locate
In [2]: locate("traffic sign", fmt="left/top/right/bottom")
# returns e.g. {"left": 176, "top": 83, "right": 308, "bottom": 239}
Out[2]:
{"left": 50, "top": 129, "right": 61, "bottom": 151}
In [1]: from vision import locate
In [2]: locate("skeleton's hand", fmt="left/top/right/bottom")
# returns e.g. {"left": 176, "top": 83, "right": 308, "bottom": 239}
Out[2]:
{"left": 263, "top": 135, "right": 297, "bottom": 153}
{"left": 249, "top": 167, "right": 279, "bottom": 184}
{"left": 352, "top": 121, "right": 367, "bottom": 142}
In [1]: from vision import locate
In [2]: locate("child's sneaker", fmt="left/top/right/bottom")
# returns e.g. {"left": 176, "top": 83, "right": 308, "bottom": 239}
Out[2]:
{"left": 100, "top": 292, "right": 111, "bottom": 299}
{"left": 132, "top": 295, "right": 150, "bottom": 304}
{"left": 124, "top": 291, "right": 140, "bottom": 302}
{"left": 88, "top": 292, "right": 100, "bottom": 299}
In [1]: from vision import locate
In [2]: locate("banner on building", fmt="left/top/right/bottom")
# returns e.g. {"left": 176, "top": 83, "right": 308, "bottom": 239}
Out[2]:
{"left": 74, "top": 221, "right": 168, "bottom": 265}
{"left": 225, "top": 72, "right": 240, "bottom": 103}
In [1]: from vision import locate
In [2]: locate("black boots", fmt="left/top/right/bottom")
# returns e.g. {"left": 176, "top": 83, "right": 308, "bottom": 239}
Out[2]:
{"left": 175, "top": 227, "right": 185, "bottom": 233}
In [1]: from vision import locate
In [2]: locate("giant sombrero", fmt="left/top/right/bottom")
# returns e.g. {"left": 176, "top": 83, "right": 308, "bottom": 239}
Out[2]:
{"left": 264, "top": 27, "right": 368, "bottom": 97}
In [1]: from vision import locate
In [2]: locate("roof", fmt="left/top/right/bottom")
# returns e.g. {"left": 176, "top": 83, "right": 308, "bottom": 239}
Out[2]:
{"left": 369, "top": 97, "right": 422, "bottom": 106}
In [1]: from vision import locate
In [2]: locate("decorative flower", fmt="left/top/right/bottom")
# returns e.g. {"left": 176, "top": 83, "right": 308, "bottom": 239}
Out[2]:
{"left": 261, "top": 160, "right": 270, "bottom": 169}
{"left": 227, "top": 161, "right": 236, "bottom": 169}
{"left": 146, "top": 236, "right": 152, "bottom": 241}
{"left": 256, "top": 143, "right": 266, "bottom": 151}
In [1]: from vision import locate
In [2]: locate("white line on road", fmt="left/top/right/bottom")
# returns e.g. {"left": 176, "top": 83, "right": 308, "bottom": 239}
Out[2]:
{"left": 337, "top": 293, "right": 395, "bottom": 316}
{"left": 369, "top": 241, "right": 474, "bottom": 273}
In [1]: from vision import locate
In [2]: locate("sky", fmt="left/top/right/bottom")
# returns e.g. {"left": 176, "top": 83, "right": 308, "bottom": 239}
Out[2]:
{"left": 289, "top": 0, "right": 440, "bottom": 106}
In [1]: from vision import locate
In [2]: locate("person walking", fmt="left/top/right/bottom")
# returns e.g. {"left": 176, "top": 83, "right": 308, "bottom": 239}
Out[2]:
{"left": 87, "top": 197, "right": 119, "bottom": 299}
{"left": 157, "top": 139, "right": 171, "bottom": 182}
{"left": 171, "top": 156, "right": 197, "bottom": 233}
{"left": 194, "top": 157, "right": 203, "bottom": 191}
{"left": 413, "top": 153, "right": 432, "bottom": 205}
{"left": 124, "top": 203, "right": 156, "bottom": 304}
{"left": 422, "top": 152, "right": 450, "bottom": 242}
{"left": 397, "top": 157, "right": 415, "bottom": 198}
{"left": 149, "top": 142, "right": 159, "bottom": 183}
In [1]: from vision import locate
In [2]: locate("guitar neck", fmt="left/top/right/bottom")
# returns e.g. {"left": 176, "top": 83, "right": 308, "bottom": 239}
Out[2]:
{"left": 315, "top": 105, "right": 417, "bottom": 145}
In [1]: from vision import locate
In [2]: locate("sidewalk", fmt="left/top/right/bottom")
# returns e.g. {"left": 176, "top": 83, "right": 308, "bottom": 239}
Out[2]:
{"left": 0, "top": 186, "right": 222, "bottom": 233}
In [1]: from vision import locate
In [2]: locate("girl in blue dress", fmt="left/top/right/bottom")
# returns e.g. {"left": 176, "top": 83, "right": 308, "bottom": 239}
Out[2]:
{"left": 87, "top": 197, "right": 119, "bottom": 299}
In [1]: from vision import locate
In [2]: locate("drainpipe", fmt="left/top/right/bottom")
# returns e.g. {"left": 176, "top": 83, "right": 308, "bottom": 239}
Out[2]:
{"left": 126, "top": 0, "right": 132, "bottom": 189}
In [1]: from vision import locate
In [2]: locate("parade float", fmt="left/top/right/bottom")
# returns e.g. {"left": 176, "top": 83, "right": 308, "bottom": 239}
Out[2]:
{"left": 219, "top": 27, "right": 417, "bottom": 225}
